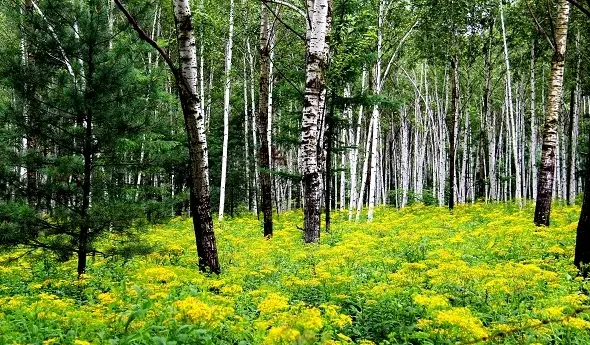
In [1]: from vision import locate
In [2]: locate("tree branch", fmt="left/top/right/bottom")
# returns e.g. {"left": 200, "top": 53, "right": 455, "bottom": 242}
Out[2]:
{"left": 267, "top": 0, "right": 306, "bottom": 17}
{"left": 380, "top": 19, "right": 419, "bottom": 89}
{"left": 29, "top": 1, "right": 76, "bottom": 82}
{"left": 113, "top": 0, "right": 178, "bottom": 79}
{"left": 526, "top": 0, "right": 555, "bottom": 51}
{"left": 566, "top": 0, "right": 590, "bottom": 17}
{"left": 263, "top": 0, "right": 306, "bottom": 41}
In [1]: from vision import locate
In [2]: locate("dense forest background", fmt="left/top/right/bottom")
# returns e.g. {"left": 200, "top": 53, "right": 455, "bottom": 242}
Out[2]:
{"left": 0, "top": 0, "right": 590, "bottom": 274}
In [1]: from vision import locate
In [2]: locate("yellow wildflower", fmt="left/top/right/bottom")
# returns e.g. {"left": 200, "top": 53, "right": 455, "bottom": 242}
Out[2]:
{"left": 74, "top": 340, "right": 92, "bottom": 345}
{"left": 563, "top": 317, "right": 590, "bottom": 330}
{"left": 435, "top": 307, "right": 488, "bottom": 340}
{"left": 258, "top": 293, "right": 290, "bottom": 315}
{"left": 413, "top": 293, "right": 449, "bottom": 310}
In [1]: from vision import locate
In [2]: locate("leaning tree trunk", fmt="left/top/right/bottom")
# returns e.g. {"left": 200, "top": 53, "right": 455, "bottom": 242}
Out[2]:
{"left": 114, "top": 0, "right": 220, "bottom": 273}
{"left": 534, "top": 0, "right": 570, "bottom": 226}
{"left": 301, "top": 0, "right": 331, "bottom": 243}
{"left": 258, "top": 0, "right": 273, "bottom": 237}
{"left": 173, "top": 0, "right": 220, "bottom": 273}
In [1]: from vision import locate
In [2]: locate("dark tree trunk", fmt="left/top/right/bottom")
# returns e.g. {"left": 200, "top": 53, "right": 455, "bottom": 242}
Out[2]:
{"left": 258, "top": 1, "right": 273, "bottom": 237}
{"left": 180, "top": 86, "right": 220, "bottom": 274}
{"left": 567, "top": 87, "right": 576, "bottom": 205}
{"left": 78, "top": 46, "right": 95, "bottom": 277}
{"left": 574, "top": 130, "right": 590, "bottom": 276}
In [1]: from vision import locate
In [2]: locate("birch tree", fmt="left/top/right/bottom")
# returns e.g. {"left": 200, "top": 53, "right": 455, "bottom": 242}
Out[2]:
{"left": 115, "top": 0, "right": 220, "bottom": 273}
{"left": 259, "top": 0, "right": 273, "bottom": 237}
{"left": 301, "top": 0, "right": 331, "bottom": 243}
{"left": 534, "top": 0, "right": 570, "bottom": 226}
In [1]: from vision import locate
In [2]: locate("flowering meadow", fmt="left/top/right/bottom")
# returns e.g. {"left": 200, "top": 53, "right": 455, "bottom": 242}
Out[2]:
{"left": 1, "top": 203, "right": 589, "bottom": 345}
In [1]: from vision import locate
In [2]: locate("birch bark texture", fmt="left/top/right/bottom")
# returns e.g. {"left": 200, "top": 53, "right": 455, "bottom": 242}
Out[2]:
{"left": 534, "top": 0, "right": 570, "bottom": 227}
{"left": 114, "top": 0, "right": 221, "bottom": 273}
{"left": 173, "top": 0, "right": 220, "bottom": 273}
{"left": 301, "top": 0, "right": 331, "bottom": 243}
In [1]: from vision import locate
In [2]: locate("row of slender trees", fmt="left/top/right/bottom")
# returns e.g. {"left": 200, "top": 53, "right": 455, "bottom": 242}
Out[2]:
{"left": 1, "top": 0, "right": 590, "bottom": 275}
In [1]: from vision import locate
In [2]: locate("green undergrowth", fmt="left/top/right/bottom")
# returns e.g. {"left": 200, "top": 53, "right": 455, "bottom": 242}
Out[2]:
{"left": 0, "top": 202, "right": 589, "bottom": 345}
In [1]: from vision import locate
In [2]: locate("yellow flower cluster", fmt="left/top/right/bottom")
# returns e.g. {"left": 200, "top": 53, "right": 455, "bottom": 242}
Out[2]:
{"left": 434, "top": 307, "right": 489, "bottom": 340}
{"left": 413, "top": 293, "right": 449, "bottom": 310}
{"left": 1, "top": 203, "right": 588, "bottom": 345}
{"left": 258, "top": 293, "right": 290, "bottom": 315}
{"left": 173, "top": 297, "right": 234, "bottom": 327}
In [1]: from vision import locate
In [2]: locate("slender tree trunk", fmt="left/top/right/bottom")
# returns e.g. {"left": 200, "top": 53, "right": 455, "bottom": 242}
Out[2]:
{"left": 574, "top": 129, "right": 590, "bottom": 275}
{"left": 356, "top": 119, "right": 372, "bottom": 220}
{"left": 258, "top": 1, "right": 273, "bottom": 237}
{"left": 500, "top": 1, "right": 522, "bottom": 202}
{"left": 368, "top": 0, "right": 384, "bottom": 220}
{"left": 77, "top": 49, "right": 95, "bottom": 277}
{"left": 400, "top": 108, "right": 409, "bottom": 207}
{"left": 341, "top": 85, "right": 351, "bottom": 210}
{"left": 243, "top": 53, "right": 251, "bottom": 210}
{"left": 199, "top": 0, "right": 206, "bottom": 120}
{"left": 301, "top": 0, "right": 331, "bottom": 242}
{"left": 534, "top": 0, "right": 570, "bottom": 226}
{"left": 247, "top": 38, "right": 259, "bottom": 215}
{"left": 569, "top": 30, "right": 581, "bottom": 204}
{"left": 567, "top": 87, "right": 576, "bottom": 205}
{"left": 349, "top": 70, "right": 366, "bottom": 220}
{"left": 530, "top": 40, "right": 538, "bottom": 200}
{"left": 325, "top": 91, "right": 335, "bottom": 232}
{"left": 219, "top": 0, "right": 234, "bottom": 220}
{"left": 448, "top": 55, "right": 459, "bottom": 210}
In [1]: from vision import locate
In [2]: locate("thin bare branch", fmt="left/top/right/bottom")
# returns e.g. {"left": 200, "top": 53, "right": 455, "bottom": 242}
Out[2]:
{"left": 526, "top": 0, "right": 555, "bottom": 51}
{"left": 30, "top": 1, "right": 76, "bottom": 81}
{"left": 380, "top": 19, "right": 419, "bottom": 88}
{"left": 566, "top": 0, "right": 590, "bottom": 17}
{"left": 113, "top": 0, "right": 178, "bottom": 79}
{"left": 267, "top": 0, "right": 306, "bottom": 17}
{"left": 263, "top": 0, "right": 306, "bottom": 41}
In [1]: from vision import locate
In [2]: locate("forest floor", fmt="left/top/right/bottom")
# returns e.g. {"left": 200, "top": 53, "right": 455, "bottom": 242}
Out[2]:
{"left": 1, "top": 203, "right": 590, "bottom": 345}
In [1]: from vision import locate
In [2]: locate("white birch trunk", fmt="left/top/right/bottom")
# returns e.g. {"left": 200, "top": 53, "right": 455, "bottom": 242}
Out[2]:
{"left": 367, "top": 0, "right": 384, "bottom": 221}
{"left": 500, "top": 1, "right": 522, "bottom": 202}
{"left": 356, "top": 118, "right": 372, "bottom": 221}
{"left": 219, "top": 0, "right": 234, "bottom": 220}
{"left": 243, "top": 52, "right": 250, "bottom": 210}
{"left": 534, "top": 0, "right": 570, "bottom": 226}
{"left": 530, "top": 41, "right": 538, "bottom": 200}
{"left": 400, "top": 108, "right": 410, "bottom": 207}
{"left": 301, "top": 0, "right": 331, "bottom": 242}
{"left": 349, "top": 70, "right": 366, "bottom": 220}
